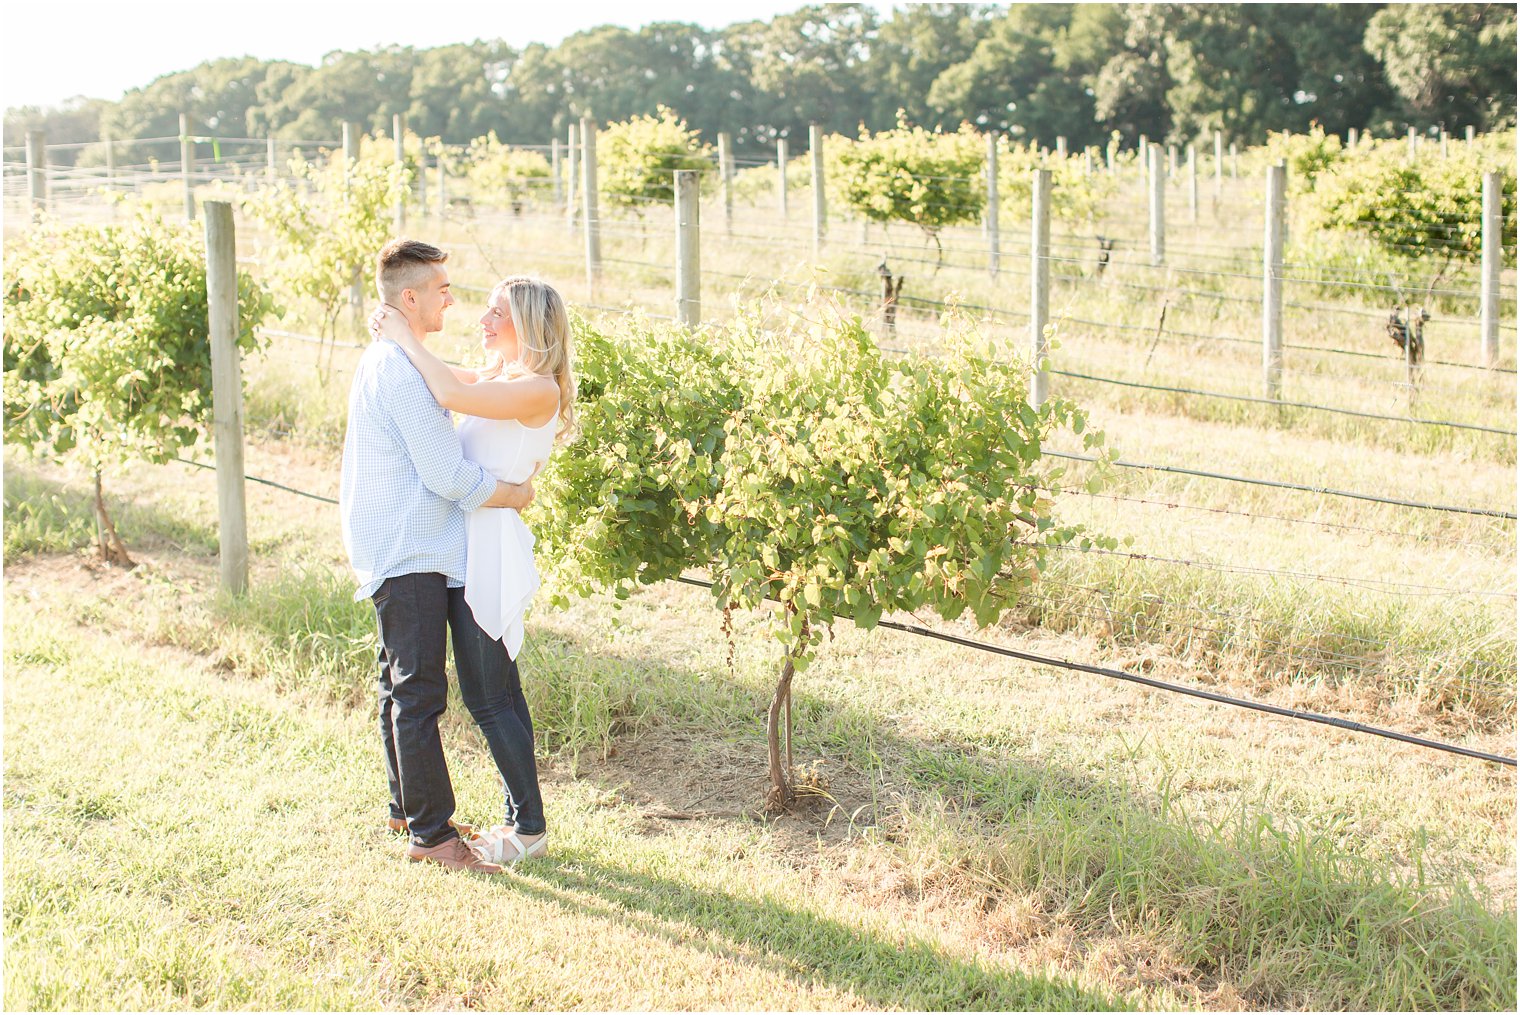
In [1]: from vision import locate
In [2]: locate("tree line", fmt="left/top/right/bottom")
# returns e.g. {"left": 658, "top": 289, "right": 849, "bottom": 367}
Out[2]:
{"left": 7, "top": 3, "right": 1516, "bottom": 166}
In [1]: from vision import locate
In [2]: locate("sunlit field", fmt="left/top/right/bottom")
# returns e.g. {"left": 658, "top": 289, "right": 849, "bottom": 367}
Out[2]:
{"left": 4, "top": 132, "right": 1516, "bottom": 1010}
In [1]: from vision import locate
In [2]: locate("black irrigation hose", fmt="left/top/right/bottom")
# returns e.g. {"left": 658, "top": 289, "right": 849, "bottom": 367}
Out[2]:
{"left": 670, "top": 576, "right": 1515, "bottom": 768}
{"left": 1051, "top": 369, "right": 1518, "bottom": 436}
{"left": 1044, "top": 450, "right": 1518, "bottom": 520}
{"left": 163, "top": 456, "right": 1513, "bottom": 767}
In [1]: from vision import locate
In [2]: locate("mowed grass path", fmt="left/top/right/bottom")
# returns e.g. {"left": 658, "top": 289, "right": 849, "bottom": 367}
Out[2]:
{"left": 2, "top": 567, "right": 1122, "bottom": 1011}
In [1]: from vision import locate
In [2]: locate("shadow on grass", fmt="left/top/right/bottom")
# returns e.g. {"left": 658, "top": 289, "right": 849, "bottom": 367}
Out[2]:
{"left": 3, "top": 462, "right": 218, "bottom": 562}
{"left": 525, "top": 620, "right": 1518, "bottom": 1012}
{"left": 69, "top": 547, "right": 1512, "bottom": 1011}
{"left": 506, "top": 853, "right": 1126, "bottom": 1011}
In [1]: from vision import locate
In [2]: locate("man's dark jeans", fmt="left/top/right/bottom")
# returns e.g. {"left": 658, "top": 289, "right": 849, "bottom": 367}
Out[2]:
{"left": 448, "top": 593, "right": 546, "bottom": 836}
{"left": 373, "top": 572, "right": 458, "bottom": 848}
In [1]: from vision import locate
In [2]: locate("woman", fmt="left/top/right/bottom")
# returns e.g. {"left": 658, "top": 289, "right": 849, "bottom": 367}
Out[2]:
{"left": 371, "top": 275, "right": 575, "bottom": 865}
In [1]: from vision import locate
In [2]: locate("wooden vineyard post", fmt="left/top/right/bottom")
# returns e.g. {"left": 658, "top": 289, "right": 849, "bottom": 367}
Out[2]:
{"left": 1262, "top": 164, "right": 1286, "bottom": 399}
{"left": 810, "top": 123, "right": 826, "bottom": 260}
{"left": 1148, "top": 143, "right": 1165, "bottom": 266}
{"left": 675, "top": 169, "right": 701, "bottom": 328}
{"left": 1481, "top": 171, "right": 1502, "bottom": 367}
{"left": 565, "top": 121, "right": 579, "bottom": 230}
{"left": 1407, "top": 126, "right": 1418, "bottom": 163}
{"left": 392, "top": 114, "right": 406, "bottom": 233}
{"left": 986, "top": 131, "right": 1000, "bottom": 277}
{"left": 717, "top": 132, "right": 734, "bottom": 233}
{"left": 1213, "top": 130, "right": 1223, "bottom": 204}
{"left": 1188, "top": 145, "right": 1198, "bottom": 224}
{"left": 1030, "top": 168, "right": 1051, "bottom": 407}
{"left": 180, "top": 113, "right": 196, "bottom": 221}
{"left": 25, "top": 130, "right": 46, "bottom": 219}
{"left": 435, "top": 149, "right": 446, "bottom": 220}
{"left": 203, "top": 201, "right": 249, "bottom": 596}
{"left": 777, "top": 138, "right": 789, "bottom": 218}
{"left": 551, "top": 137, "right": 562, "bottom": 207}
{"left": 266, "top": 137, "right": 277, "bottom": 180}
{"left": 581, "top": 116, "right": 601, "bottom": 289}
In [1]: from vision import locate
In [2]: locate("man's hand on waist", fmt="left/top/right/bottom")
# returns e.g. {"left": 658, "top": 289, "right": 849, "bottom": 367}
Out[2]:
{"left": 482, "top": 479, "right": 535, "bottom": 510}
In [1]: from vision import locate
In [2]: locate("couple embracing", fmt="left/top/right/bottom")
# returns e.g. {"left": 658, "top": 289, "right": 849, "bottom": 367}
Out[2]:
{"left": 339, "top": 239, "right": 575, "bottom": 874}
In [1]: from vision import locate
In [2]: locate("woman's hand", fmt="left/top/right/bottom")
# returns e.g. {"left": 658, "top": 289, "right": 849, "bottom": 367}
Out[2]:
{"left": 368, "top": 305, "right": 418, "bottom": 349}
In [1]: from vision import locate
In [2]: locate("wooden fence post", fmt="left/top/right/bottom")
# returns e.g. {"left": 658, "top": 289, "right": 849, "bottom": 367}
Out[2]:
{"left": 565, "top": 121, "right": 579, "bottom": 230}
{"left": 1263, "top": 164, "right": 1286, "bottom": 398}
{"left": 1466, "top": 125, "right": 1477, "bottom": 144}
{"left": 266, "top": 137, "right": 277, "bottom": 179}
{"left": 180, "top": 113, "right": 196, "bottom": 221}
{"left": 435, "top": 149, "right": 446, "bottom": 220}
{"left": 1440, "top": 129, "right": 1449, "bottom": 158}
{"left": 551, "top": 138, "right": 562, "bottom": 206}
{"left": 986, "top": 131, "right": 1000, "bottom": 277}
{"left": 1187, "top": 145, "right": 1198, "bottom": 223}
{"left": 336, "top": 124, "right": 362, "bottom": 331}
{"left": 104, "top": 132, "right": 115, "bottom": 190}
{"left": 675, "top": 169, "right": 701, "bottom": 327}
{"left": 1230, "top": 142, "right": 1239, "bottom": 178}
{"left": 1167, "top": 143, "right": 1177, "bottom": 178}
{"left": 392, "top": 114, "right": 406, "bottom": 233}
{"left": 25, "top": 130, "right": 46, "bottom": 219}
{"left": 777, "top": 138, "right": 789, "bottom": 218}
{"left": 1030, "top": 168, "right": 1052, "bottom": 407}
{"left": 1348, "top": 127, "right": 1359, "bottom": 148}
{"left": 1481, "top": 170, "right": 1502, "bottom": 367}
{"left": 1213, "top": 130, "right": 1223, "bottom": 202}
{"left": 581, "top": 116, "right": 601, "bottom": 287}
{"left": 1407, "top": 126, "right": 1418, "bottom": 163}
{"left": 717, "top": 131, "right": 734, "bottom": 233}
{"left": 203, "top": 201, "right": 249, "bottom": 596}
{"left": 1055, "top": 136, "right": 1067, "bottom": 159}
{"left": 810, "top": 123, "right": 826, "bottom": 260}
{"left": 1148, "top": 143, "right": 1165, "bottom": 266}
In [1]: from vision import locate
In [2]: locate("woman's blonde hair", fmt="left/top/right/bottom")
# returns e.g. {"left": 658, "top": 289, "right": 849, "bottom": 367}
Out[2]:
{"left": 480, "top": 275, "right": 577, "bottom": 441}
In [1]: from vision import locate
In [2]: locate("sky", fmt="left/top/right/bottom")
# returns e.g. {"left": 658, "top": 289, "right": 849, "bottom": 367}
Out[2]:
{"left": 2, "top": 0, "right": 893, "bottom": 111}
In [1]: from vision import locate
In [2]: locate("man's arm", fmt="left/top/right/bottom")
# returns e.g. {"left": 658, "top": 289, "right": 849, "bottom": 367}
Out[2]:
{"left": 483, "top": 479, "right": 535, "bottom": 510}
{"left": 382, "top": 361, "right": 497, "bottom": 510}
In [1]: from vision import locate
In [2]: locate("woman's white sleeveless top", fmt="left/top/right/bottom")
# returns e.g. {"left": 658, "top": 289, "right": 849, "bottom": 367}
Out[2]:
{"left": 458, "top": 413, "right": 557, "bottom": 659}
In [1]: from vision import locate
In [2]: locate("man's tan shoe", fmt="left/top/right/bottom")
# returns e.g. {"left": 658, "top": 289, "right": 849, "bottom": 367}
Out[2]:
{"left": 406, "top": 837, "right": 503, "bottom": 874}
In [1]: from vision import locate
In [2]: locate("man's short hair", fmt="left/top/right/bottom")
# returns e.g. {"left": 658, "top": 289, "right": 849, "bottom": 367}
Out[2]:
{"left": 377, "top": 239, "right": 448, "bottom": 303}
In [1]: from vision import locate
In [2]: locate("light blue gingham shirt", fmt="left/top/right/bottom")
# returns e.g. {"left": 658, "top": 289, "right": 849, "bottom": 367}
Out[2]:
{"left": 340, "top": 340, "right": 497, "bottom": 602}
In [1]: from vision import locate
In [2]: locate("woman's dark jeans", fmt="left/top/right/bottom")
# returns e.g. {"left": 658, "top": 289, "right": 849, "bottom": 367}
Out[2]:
{"left": 448, "top": 589, "right": 546, "bottom": 836}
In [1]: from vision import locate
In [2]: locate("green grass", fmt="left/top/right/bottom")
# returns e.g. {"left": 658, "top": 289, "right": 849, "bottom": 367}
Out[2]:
{"left": 5, "top": 170, "right": 1516, "bottom": 1011}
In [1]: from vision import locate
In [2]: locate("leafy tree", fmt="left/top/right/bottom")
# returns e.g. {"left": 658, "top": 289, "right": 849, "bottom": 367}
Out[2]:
{"left": 406, "top": 41, "right": 518, "bottom": 142}
{"left": 464, "top": 132, "right": 551, "bottom": 212}
{"left": 597, "top": 107, "right": 715, "bottom": 212}
{"left": 1365, "top": 3, "right": 1518, "bottom": 131}
{"left": 538, "top": 302, "right": 1111, "bottom": 806}
{"left": 3, "top": 209, "right": 274, "bottom": 564}
{"left": 4, "top": 98, "right": 109, "bottom": 168}
{"left": 863, "top": 4, "right": 995, "bottom": 130}
{"left": 1257, "top": 123, "right": 1344, "bottom": 192}
{"left": 723, "top": 4, "right": 878, "bottom": 143}
{"left": 243, "top": 146, "right": 412, "bottom": 367}
{"left": 928, "top": 3, "right": 1096, "bottom": 146}
{"left": 1307, "top": 130, "right": 1517, "bottom": 280}
{"left": 997, "top": 139, "right": 1115, "bottom": 222}
{"left": 829, "top": 119, "right": 985, "bottom": 255}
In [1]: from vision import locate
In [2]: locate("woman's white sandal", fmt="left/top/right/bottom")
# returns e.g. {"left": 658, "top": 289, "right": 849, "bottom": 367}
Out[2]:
{"left": 474, "top": 827, "right": 547, "bottom": 865}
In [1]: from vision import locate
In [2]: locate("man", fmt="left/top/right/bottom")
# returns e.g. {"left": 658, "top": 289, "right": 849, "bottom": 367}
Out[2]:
{"left": 340, "top": 238, "right": 530, "bottom": 874}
